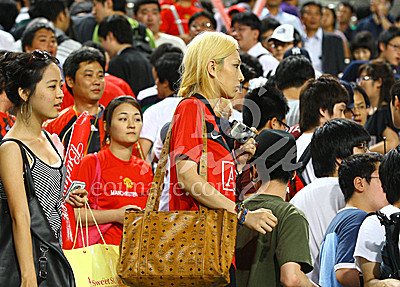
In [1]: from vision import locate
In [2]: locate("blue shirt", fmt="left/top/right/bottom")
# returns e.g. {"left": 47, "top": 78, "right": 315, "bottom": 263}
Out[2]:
{"left": 319, "top": 208, "right": 367, "bottom": 287}
{"left": 354, "top": 14, "right": 394, "bottom": 40}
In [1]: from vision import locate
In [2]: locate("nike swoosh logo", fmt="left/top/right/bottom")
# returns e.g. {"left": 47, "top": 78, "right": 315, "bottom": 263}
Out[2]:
{"left": 210, "top": 131, "right": 221, "bottom": 140}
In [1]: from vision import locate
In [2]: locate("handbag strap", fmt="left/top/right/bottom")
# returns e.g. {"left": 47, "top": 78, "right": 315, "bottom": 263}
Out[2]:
{"left": 91, "top": 154, "right": 101, "bottom": 207}
{"left": 145, "top": 98, "right": 208, "bottom": 213}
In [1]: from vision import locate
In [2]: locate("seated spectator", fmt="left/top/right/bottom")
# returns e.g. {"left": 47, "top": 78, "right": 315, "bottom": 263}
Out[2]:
{"left": 301, "top": 1, "right": 345, "bottom": 77}
{"left": 259, "top": 17, "right": 281, "bottom": 53}
{"left": 231, "top": 12, "right": 279, "bottom": 76}
{"left": 354, "top": 146, "right": 400, "bottom": 286}
{"left": 30, "top": 0, "right": 82, "bottom": 65}
{"left": 43, "top": 47, "right": 106, "bottom": 154}
{"left": 350, "top": 31, "right": 377, "bottom": 61}
{"left": 353, "top": 0, "right": 394, "bottom": 41}
{"left": 188, "top": 11, "right": 216, "bottom": 42}
{"left": 275, "top": 55, "right": 315, "bottom": 127}
{"left": 236, "top": 129, "right": 318, "bottom": 287}
{"left": 321, "top": 4, "right": 351, "bottom": 59}
{"left": 296, "top": 75, "right": 348, "bottom": 184}
{"left": 377, "top": 26, "right": 400, "bottom": 76}
{"left": 98, "top": 14, "right": 154, "bottom": 96}
{"left": 319, "top": 152, "right": 387, "bottom": 287}
{"left": 139, "top": 52, "right": 183, "bottom": 159}
{"left": 290, "top": 118, "right": 371, "bottom": 283}
{"left": 134, "top": 0, "right": 187, "bottom": 52}
{"left": 21, "top": 20, "right": 57, "bottom": 56}
{"left": 267, "top": 24, "right": 302, "bottom": 62}
{"left": 359, "top": 60, "right": 398, "bottom": 153}
{"left": 345, "top": 83, "right": 371, "bottom": 127}
{"left": 75, "top": 96, "right": 153, "bottom": 245}
{"left": 159, "top": 0, "right": 202, "bottom": 43}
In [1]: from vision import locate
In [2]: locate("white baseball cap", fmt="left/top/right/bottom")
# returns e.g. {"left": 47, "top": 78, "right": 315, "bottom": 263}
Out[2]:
{"left": 267, "top": 24, "right": 295, "bottom": 43}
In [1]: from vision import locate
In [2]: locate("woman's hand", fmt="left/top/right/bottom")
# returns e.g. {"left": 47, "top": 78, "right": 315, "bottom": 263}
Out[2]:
{"left": 115, "top": 205, "right": 141, "bottom": 224}
{"left": 243, "top": 208, "right": 277, "bottom": 234}
{"left": 66, "top": 188, "right": 87, "bottom": 208}
{"left": 235, "top": 135, "right": 257, "bottom": 169}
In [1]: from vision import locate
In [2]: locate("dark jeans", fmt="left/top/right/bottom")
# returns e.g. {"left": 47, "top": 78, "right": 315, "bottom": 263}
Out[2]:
{"left": 226, "top": 265, "right": 236, "bottom": 287}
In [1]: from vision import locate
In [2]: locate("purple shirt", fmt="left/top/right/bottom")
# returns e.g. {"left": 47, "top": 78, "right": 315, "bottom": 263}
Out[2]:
{"left": 280, "top": 2, "right": 301, "bottom": 19}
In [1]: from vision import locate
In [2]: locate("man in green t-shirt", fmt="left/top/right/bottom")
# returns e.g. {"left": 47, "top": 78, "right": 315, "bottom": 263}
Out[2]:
{"left": 236, "top": 129, "right": 318, "bottom": 287}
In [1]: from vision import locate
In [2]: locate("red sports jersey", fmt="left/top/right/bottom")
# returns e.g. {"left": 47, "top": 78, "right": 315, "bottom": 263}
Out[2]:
{"left": 76, "top": 148, "right": 153, "bottom": 245}
{"left": 106, "top": 74, "right": 135, "bottom": 98}
{"left": 0, "top": 111, "right": 15, "bottom": 140}
{"left": 60, "top": 78, "right": 127, "bottom": 111}
{"left": 169, "top": 94, "right": 237, "bottom": 211}
{"left": 160, "top": 4, "right": 202, "bottom": 36}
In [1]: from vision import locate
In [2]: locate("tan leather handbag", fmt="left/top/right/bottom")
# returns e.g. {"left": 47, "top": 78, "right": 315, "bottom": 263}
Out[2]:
{"left": 118, "top": 107, "right": 237, "bottom": 287}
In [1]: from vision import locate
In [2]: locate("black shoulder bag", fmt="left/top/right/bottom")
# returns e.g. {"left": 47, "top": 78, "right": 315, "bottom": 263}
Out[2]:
{"left": 0, "top": 138, "right": 75, "bottom": 286}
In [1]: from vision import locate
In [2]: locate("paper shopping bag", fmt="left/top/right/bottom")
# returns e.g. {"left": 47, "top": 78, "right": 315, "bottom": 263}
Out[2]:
{"left": 64, "top": 244, "right": 127, "bottom": 287}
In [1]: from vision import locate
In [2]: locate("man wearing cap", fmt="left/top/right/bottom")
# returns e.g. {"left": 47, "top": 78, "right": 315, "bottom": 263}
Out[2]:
{"left": 268, "top": 24, "right": 301, "bottom": 62}
{"left": 236, "top": 129, "right": 318, "bottom": 287}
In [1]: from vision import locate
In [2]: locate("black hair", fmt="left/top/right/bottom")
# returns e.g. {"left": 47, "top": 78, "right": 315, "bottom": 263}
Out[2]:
{"left": 293, "top": 28, "right": 302, "bottom": 46}
{"left": 242, "top": 83, "right": 289, "bottom": 130}
{"left": 83, "top": 41, "right": 106, "bottom": 59}
{"left": 188, "top": 10, "right": 217, "bottom": 30}
{"left": 323, "top": 5, "right": 337, "bottom": 28}
{"left": 338, "top": 2, "right": 354, "bottom": 14}
{"left": 351, "top": 82, "right": 371, "bottom": 108}
{"left": 103, "top": 96, "right": 142, "bottom": 146}
{"left": 311, "top": 118, "right": 371, "bottom": 178}
{"left": 0, "top": 0, "right": 19, "bottom": 32}
{"left": 133, "top": 0, "right": 160, "bottom": 15}
{"left": 350, "top": 31, "right": 377, "bottom": 61}
{"left": 299, "top": 74, "right": 350, "bottom": 133}
{"left": 0, "top": 51, "right": 59, "bottom": 109}
{"left": 359, "top": 59, "right": 396, "bottom": 107}
{"left": 95, "top": 0, "right": 126, "bottom": 13}
{"left": 231, "top": 12, "right": 261, "bottom": 35}
{"left": 380, "top": 145, "right": 400, "bottom": 204}
{"left": 150, "top": 43, "right": 183, "bottom": 66}
{"left": 21, "top": 22, "right": 56, "bottom": 52}
{"left": 240, "top": 62, "right": 256, "bottom": 84}
{"left": 98, "top": 14, "right": 133, "bottom": 45}
{"left": 69, "top": 1, "right": 93, "bottom": 16}
{"left": 63, "top": 47, "right": 106, "bottom": 96}
{"left": 30, "top": 0, "right": 67, "bottom": 22}
{"left": 378, "top": 26, "right": 400, "bottom": 51}
{"left": 260, "top": 17, "right": 280, "bottom": 34}
{"left": 239, "top": 52, "right": 263, "bottom": 78}
{"left": 275, "top": 56, "right": 315, "bottom": 90}
{"left": 339, "top": 152, "right": 383, "bottom": 202}
{"left": 391, "top": 79, "right": 400, "bottom": 105}
{"left": 301, "top": 1, "right": 322, "bottom": 17}
{"left": 154, "top": 52, "right": 183, "bottom": 93}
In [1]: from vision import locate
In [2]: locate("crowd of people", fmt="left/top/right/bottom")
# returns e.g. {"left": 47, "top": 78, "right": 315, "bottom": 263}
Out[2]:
{"left": 2, "top": 0, "right": 400, "bottom": 286}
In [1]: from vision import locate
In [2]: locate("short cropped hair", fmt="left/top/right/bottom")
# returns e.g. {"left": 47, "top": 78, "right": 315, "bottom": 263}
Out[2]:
{"left": 188, "top": 11, "right": 217, "bottom": 30}
{"left": 231, "top": 12, "right": 261, "bottom": 35}
{"left": 301, "top": 1, "right": 322, "bottom": 17}
{"left": 311, "top": 118, "right": 371, "bottom": 178}
{"left": 155, "top": 52, "right": 183, "bottom": 93}
{"left": 275, "top": 56, "right": 315, "bottom": 90}
{"left": 242, "top": 83, "right": 289, "bottom": 130}
{"left": 98, "top": 14, "right": 133, "bottom": 45}
{"left": 378, "top": 26, "right": 400, "bottom": 51}
{"left": 380, "top": 145, "right": 400, "bottom": 204}
{"left": 338, "top": 2, "right": 354, "bottom": 14}
{"left": 21, "top": 21, "right": 55, "bottom": 52}
{"left": 95, "top": 0, "right": 126, "bottom": 13}
{"left": 63, "top": 47, "right": 106, "bottom": 96}
{"left": 391, "top": 79, "right": 400, "bottom": 105}
{"left": 134, "top": 0, "right": 160, "bottom": 15}
{"left": 260, "top": 17, "right": 280, "bottom": 34}
{"left": 0, "top": 0, "right": 19, "bottom": 32}
{"left": 150, "top": 43, "right": 183, "bottom": 66}
{"left": 299, "top": 75, "right": 349, "bottom": 133}
{"left": 339, "top": 152, "right": 383, "bottom": 202}
{"left": 239, "top": 52, "right": 263, "bottom": 78}
{"left": 31, "top": 0, "right": 67, "bottom": 22}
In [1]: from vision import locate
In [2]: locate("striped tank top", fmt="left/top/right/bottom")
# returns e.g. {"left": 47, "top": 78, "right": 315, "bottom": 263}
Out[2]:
{"left": 0, "top": 133, "right": 66, "bottom": 240}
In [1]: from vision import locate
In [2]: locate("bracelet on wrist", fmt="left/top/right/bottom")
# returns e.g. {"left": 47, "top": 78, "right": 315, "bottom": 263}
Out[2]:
{"left": 235, "top": 202, "right": 244, "bottom": 214}
{"left": 238, "top": 207, "right": 248, "bottom": 230}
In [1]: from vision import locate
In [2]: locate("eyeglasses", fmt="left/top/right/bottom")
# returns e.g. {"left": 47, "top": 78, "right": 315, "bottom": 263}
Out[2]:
{"left": 190, "top": 22, "right": 212, "bottom": 30}
{"left": 388, "top": 43, "right": 400, "bottom": 52}
{"left": 356, "top": 75, "right": 377, "bottom": 84}
{"left": 266, "top": 117, "right": 290, "bottom": 132}
{"left": 20, "top": 50, "right": 57, "bottom": 82}
{"left": 238, "top": 83, "right": 250, "bottom": 93}
{"left": 353, "top": 142, "right": 369, "bottom": 152}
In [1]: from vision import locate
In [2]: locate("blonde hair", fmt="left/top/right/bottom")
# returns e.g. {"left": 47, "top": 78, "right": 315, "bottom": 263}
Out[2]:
{"left": 178, "top": 31, "right": 238, "bottom": 99}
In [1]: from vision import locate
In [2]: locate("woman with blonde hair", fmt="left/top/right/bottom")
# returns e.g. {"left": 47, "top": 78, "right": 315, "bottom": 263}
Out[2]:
{"left": 168, "top": 31, "right": 277, "bottom": 285}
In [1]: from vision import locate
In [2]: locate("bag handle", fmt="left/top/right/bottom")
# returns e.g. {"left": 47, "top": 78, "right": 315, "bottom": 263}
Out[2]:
{"left": 72, "top": 199, "right": 108, "bottom": 250}
{"left": 145, "top": 100, "right": 208, "bottom": 213}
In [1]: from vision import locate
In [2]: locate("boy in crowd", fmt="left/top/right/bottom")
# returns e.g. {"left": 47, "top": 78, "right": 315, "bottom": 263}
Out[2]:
{"left": 290, "top": 118, "right": 371, "bottom": 283}
{"left": 319, "top": 153, "right": 387, "bottom": 287}
{"left": 236, "top": 129, "right": 318, "bottom": 287}
{"left": 354, "top": 146, "right": 400, "bottom": 286}
{"left": 377, "top": 27, "right": 400, "bottom": 77}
